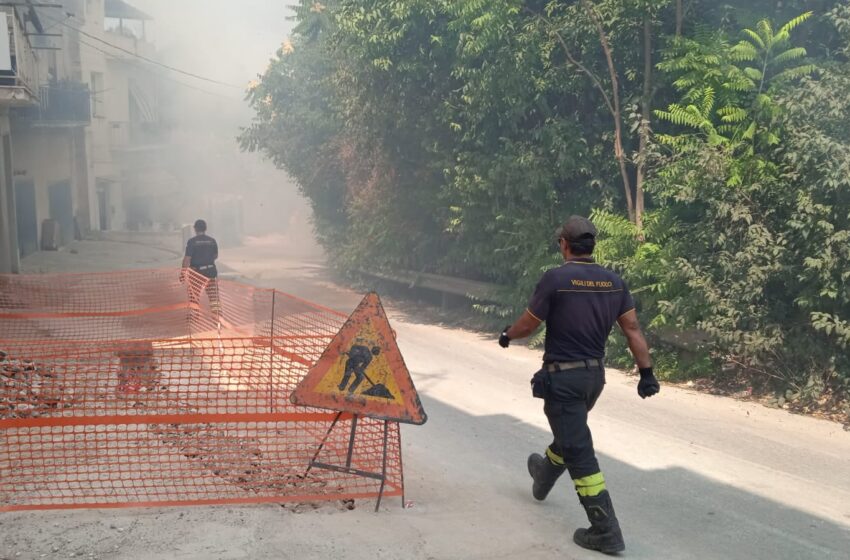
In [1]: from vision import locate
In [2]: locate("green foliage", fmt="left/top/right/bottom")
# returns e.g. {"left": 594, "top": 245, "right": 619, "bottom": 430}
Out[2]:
{"left": 656, "top": 12, "right": 815, "bottom": 153}
{"left": 243, "top": 1, "right": 850, "bottom": 411}
{"left": 650, "top": 10, "right": 850, "bottom": 402}
{"left": 729, "top": 12, "right": 817, "bottom": 100}
{"left": 591, "top": 209, "right": 672, "bottom": 324}
{"left": 288, "top": 0, "right": 337, "bottom": 42}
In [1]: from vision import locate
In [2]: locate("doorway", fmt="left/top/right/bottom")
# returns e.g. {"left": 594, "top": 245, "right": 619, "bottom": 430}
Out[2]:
{"left": 14, "top": 179, "right": 37, "bottom": 257}
{"left": 48, "top": 180, "right": 74, "bottom": 246}
{"left": 97, "top": 187, "right": 108, "bottom": 231}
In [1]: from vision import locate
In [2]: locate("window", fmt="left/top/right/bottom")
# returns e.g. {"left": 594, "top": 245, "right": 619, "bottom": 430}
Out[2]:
{"left": 104, "top": 17, "right": 145, "bottom": 39}
{"left": 90, "top": 71, "right": 104, "bottom": 117}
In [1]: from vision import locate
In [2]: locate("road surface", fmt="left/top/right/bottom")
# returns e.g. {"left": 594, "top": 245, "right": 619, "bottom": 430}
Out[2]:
{"left": 2, "top": 238, "right": 849, "bottom": 560}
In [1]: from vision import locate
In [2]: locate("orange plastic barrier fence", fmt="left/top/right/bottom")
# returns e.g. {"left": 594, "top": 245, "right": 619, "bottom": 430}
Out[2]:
{"left": 0, "top": 270, "right": 404, "bottom": 511}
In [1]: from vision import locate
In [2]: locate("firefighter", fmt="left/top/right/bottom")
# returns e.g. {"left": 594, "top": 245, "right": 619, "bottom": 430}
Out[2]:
{"left": 180, "top": 219, "right": 221, "bottom": 317}
{"left": 498, "top": 215, "right": 659, "bottom": 554}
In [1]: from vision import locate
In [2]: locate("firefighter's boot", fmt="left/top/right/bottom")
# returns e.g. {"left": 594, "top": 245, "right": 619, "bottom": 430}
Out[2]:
{"left": 573, "top": 489, "right": 626, "bottom": 554}
{"left": 527, "top": 452, "right": 567, "bottom": 501}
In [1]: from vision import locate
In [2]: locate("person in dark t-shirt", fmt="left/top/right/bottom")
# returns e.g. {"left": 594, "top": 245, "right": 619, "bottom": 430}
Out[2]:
{"left": 498, "top": 215, "right": 660, "bottom": 555}
{"left": 180, "top": 219, "right": 221, "bottom": 318}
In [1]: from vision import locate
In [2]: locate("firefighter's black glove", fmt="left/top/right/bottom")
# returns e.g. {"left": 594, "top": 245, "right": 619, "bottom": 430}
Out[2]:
{"left": 638, "top": 367, "right": 660, "bottom": 399}
{"left": 499, "top": 326, "right": 512, "bottom": 348}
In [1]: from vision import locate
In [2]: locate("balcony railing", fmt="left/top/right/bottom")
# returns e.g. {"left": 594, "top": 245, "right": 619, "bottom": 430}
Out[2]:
{"left": 15, "top": 83, "right": 92, "bottom": 125}
{"left": 0, "top": 7, "right": 39, "bottom": 105}
{"left": 102, "top": 27, "right": 156, "bottom": 61}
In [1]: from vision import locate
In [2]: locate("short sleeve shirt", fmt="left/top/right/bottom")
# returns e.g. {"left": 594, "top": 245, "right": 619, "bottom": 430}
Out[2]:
{"left": 527, "top": 258, "right": 635, "bottom": 362}
{"left": 185, "top": 234, "right": 218, "bottom": 268}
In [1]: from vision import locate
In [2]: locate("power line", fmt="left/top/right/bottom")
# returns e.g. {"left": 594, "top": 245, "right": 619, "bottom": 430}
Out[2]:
{"left": 74, "top": 35, "right": 240, "bottom": 101}
{"left": 40, "top": 12, "right": 243, "bottom": 89}
{"left": 41, "top": 12, "right": 71, "bottom": 33}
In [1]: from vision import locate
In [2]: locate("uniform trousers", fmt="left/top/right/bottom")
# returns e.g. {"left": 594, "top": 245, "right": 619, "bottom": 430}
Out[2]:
{"left": 542, "top": 365, "right": 605, "bottom": 479}
{"left": 187, "top": 269, "right": 221, "bottom": 315}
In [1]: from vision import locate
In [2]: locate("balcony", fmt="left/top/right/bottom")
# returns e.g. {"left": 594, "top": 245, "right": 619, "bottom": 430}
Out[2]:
{"left": 104, "top": 0, "right": 155, "bottom": 61}
{"left": 14, "top": 82, "right": 92, "bottom": 126}
{"left": 0, "top": 7, "right": 40, "bottom": 106}
{"left": 110, "top": 77, "right": 167, "bottom": 154}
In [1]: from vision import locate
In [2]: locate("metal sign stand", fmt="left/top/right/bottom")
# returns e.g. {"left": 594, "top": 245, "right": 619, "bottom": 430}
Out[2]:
{"left": 304, "top": 413, "right": 394, "bottom": 512}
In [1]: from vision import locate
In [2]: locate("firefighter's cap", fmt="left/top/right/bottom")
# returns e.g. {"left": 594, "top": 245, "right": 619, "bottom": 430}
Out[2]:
{"left": 558, "top": 215, "right": 597, "bottom": 241}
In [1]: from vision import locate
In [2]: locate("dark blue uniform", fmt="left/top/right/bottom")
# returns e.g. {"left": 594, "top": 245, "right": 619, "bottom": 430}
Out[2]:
{"left": 527, "top": 257, "right": 634, "bottom": 480}
{"left": 185, "top": 234, "right": 220, "bottom": 316}
{"left": 185, "top": 234, "right": 219, "bottom": 279}
{"left": 520, "top": 217, "right": 641, "bottom": 553}
{"left": 528, "top": 258, "right": 634, "bottom": 362}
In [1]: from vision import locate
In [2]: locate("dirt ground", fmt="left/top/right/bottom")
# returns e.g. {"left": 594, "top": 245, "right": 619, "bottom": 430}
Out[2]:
{"left": 2, "top": 237, "right": 849, "bottom": 560}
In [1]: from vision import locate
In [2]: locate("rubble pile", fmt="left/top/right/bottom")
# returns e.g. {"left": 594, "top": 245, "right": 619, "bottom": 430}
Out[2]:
{"left": 0, "top": 350, "right": 70, "bottom": 419}
{"left": 151, "top": 422, "right": 329, "bottom": 494}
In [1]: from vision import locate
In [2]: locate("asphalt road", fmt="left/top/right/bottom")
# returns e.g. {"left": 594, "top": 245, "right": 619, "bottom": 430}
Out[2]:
{"left": 219, "top": 241, "right": 850, "bottom": 560}
{"left": 3, "top": 238, "right": 849, "bottom": 560}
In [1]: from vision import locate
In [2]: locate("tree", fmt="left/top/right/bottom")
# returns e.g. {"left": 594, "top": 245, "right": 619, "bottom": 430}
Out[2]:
{"left": 649, "top": 12, "right": 850, "bottom": 402}
{"left": 243, "top": 1, "right": 850, "bottom": 408}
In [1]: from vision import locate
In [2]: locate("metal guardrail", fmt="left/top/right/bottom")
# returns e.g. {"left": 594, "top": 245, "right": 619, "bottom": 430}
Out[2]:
{"left": 359, "top": 268, "right": 709, "bottom": 353}
{"left": 356, "top": 268, "right": 503, "bottom": 303}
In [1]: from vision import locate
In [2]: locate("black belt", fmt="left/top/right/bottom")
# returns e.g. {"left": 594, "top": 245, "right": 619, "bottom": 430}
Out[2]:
{"left": 544, "top": 359, "right": 604, "bottom": 373}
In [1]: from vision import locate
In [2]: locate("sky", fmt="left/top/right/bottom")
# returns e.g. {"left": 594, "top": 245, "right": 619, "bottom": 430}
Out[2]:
{"left": 128, "top": 0, "right": 316, "bottom": 245}
{"left": 140, "top": 0, "right": 290, "bottom": 119}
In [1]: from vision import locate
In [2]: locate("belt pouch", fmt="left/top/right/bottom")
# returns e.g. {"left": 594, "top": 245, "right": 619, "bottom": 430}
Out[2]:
{"left": 531, "top": 370, "right": 549, "bottom": 399}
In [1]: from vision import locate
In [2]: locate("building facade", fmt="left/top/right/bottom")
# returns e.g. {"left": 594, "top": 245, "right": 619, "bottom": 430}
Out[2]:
{"left": 0, "top": 0, "right": 169, "bottom": 272}
{"left": 0, "top": 1, "right": 43, "bottom": 272}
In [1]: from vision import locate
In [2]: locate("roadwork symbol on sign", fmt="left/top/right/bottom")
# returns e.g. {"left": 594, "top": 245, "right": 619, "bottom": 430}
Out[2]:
{"left": 290, "top": 292, "right": 427, "bottom": 425}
